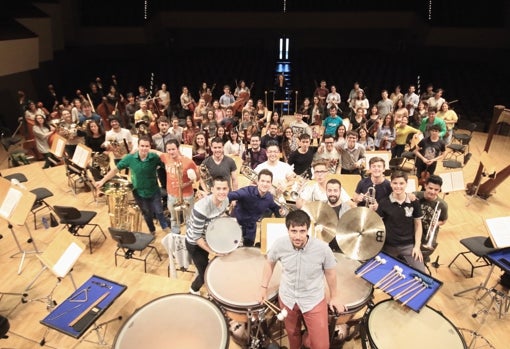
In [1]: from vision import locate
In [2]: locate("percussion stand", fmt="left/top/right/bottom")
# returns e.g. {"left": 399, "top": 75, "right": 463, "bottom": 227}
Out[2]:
{"left": 69, "top": 316, "right": 122, "bottom": 349}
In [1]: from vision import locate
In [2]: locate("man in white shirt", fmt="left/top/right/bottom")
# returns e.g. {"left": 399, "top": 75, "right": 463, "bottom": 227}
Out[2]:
{"left": 105, "top": 116, "right": 133, "bottom": 164}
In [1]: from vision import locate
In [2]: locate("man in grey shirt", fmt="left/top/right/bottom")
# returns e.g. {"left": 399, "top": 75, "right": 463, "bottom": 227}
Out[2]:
{"left": 260, "top": 210, "right": 344, "bottom": 349}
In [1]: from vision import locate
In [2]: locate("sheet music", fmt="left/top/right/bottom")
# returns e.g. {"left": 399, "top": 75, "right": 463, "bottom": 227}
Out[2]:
{"left": 265, "top": 222, "right": 289, "bottom": 253}
{"left": 485, "top": 216, "right": 510, "bottom": 248}
{"left": 72, "top": 145, "right": 90, "bottom": 168}
{"left": 52, "top": 242, "right": 84, "bottom": 277}
{"left": 406, "top": 178, "right": 417, "bottom": 193}
{"left": 439, "top": 171, "right": 465, "bottom": 193}
{"left": 0, "top": 187, "right": 22, "bottom": 219}
{"left": 179, "top": 145, "right": 193, "bottom": 159}
{"left": 54, "top": 138, "right": 65, "bottom": 158}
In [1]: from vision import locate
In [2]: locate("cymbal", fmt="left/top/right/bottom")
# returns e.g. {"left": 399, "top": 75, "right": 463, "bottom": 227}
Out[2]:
{"left": 335, "top": 207, "right": 385, "bottom": 261}
{"left": 301, "top": 201, "right": 338, "bottom": 242}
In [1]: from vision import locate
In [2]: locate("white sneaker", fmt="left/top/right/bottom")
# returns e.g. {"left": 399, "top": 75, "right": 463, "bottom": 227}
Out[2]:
{"left": 189, "top": 287, "right": 200, "bottom": 296}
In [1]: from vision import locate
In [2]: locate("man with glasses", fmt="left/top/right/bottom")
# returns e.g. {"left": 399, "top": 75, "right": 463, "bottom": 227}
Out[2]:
{"left": 314, "top": 134, "right": 341, "bottom": 173}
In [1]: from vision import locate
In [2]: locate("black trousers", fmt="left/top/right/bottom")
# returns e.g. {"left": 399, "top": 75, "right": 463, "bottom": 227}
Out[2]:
{"left": 185, "top": 240, "right": 209, "bottom": 292}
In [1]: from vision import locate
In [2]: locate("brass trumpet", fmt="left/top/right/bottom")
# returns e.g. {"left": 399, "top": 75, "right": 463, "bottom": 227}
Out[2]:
{"left": 173, "top": 161, "right": 190, "bottom": 226}
{"left": 364, "top": 186, "right": 376, "bottom": 206}
{"left": 422, "top": 202, "right": 441, "bottom": 250}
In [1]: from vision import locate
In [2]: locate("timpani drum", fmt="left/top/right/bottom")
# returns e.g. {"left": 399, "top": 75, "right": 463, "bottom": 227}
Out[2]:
{"left": 113, "top": 294, "right": 229, "bottom": 349}
{"left": 205, "top": 217, "right": 242, "bottom": 254}
{"left": 326, "top": 253, "right": 373, "bottom": 324}
{"left": 365, "top": 300, "right": 467, "bottom": 349}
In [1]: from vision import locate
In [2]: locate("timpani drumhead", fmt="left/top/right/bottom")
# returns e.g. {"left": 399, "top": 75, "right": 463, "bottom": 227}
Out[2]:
{"left": 205, "top": 217, "right": 242, "bottom": 254}
{"left": 366, "top": 300, "right": 466, "bottom": 349}
{"left": 113, "top": 294, "right": 229, "bottom": 349}
{"left": 326, "top": 253, "right": 373, "bottom": 312}
{"left": 205, "top": 247, "right": 281, "bottom": 310}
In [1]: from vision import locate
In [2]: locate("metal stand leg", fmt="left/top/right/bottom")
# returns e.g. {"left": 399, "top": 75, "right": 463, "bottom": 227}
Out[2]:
{"left": 454, "top": 265, "right": 495, "bottom": 297}
{"left": 8, "top": 223, "right": 42, "bottom": 275}
{"left": 69, "top": 316, "right": 122, "bottom": 349}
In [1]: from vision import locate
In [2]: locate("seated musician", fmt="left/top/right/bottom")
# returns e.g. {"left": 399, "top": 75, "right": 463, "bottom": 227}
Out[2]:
{"left": 234, "top": 80, "right": 250, "bottom": 99}
{"left": 58, "top": 109, "right": 81, "bottom": 158}
{"left": 376, "top": 171, "right": 426, "bottom": 273}
{"left": 186, "top": 176, "right": 231, "bottom": 295}
{"left": 288, "top": 133, "right": 316, "bottom": 178}
{"left": 353, "top": 156, "right": 391, "bottom": 209}
{"left": 314, "top": 135, "right": 341, "bottom": 174}
{"left": 242, "top": 134, "right": 267, "bottom": 170}
{"left": 193, "top": 98, "right": 208, "bottom": 128}
{"left": 254, "top": 142, "right": 295, "bottom": 197}
{"left": 228, "top": 169, "right": 283, "bottom": 247}
{"left": 325, "top": 85, "right": 341, "bottom": 110}
{"left": 414, "top": 175, "right": 448, "bottom": 258}
{"left": 260, "top": 123, "right": 282, "bottom": 150}
{"left": 78, "top": 101, "right": 102, "bottom": 127}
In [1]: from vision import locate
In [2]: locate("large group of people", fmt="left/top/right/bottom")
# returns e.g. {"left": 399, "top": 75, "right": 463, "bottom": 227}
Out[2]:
{"left": 16, "top": 76, "right": 456, "bottom": 349}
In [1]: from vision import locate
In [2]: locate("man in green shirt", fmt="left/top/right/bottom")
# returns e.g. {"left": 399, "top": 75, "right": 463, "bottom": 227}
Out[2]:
{"left": 96, "top": 135, "right": 170, "bottom": 235}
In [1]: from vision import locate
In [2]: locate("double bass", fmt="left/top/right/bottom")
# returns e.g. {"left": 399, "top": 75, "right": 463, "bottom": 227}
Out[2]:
{"left": 96, "top": 97, "right": 115, "bottom": 131}
{"left": 232, "top": 82, "right": 254, "bottom": 115}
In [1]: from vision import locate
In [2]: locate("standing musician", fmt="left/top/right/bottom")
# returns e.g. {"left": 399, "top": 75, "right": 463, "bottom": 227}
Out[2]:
{"left": 324, "top": 179, "right": 353, "bottom": 253}
{"left": 156, "top": 83, "right": 171, "bottom": 114}
{"left": 219, "top": 85, "right": 235, "bottom": 109}
{"left": 325, "top": 85, "right": 341, "bottom": 110}
{"left": 254, "top": 141, "right": 296, "bottom": 196}
{"left": 313, "top": 80, "right": 329, "bottom": 106}
{"left": 414, "top": 175, "right": 448, "bottom": 254}
{"left": 200, "top": 137, "right": 238, "bottom": 193}
{"left": 336, "top": 131, "right": 366, "bottom": 175}
{"left": 180, "top": 86, "right": 195, "bottom": 119}
{"left": 152, "top": 116, "right": 177, "bottom": 192}
{"left": 228, "top": 169, "right": 283, "bottom": 247}
{"left": 288, "top": 133, "right": 316, "bottom": 178}
{"left": 186, "top": 176, "right": 230, "bottom": 295}
{"left": 133, "top": 100, "right": 154, "bottom": 135}
{"left": 353, "top": 156, "right": 391, "bottom": 209}
{"left": 104, "top": 117, "right": 133, "bottom": 165}
{"left": 151, "top": 139, "right": 199, "bottom": 235}
{"left": 168, "top": 117, "right": 184, "bottom": 144}
{"left": 260, "top": 123, "right": 282, "bottom": 149}
{"left": 414, "top": 123, "right": 446, "bottom": 181}
{"left": 58, "top": 109, "right": 81, "bottom": 158}
{"left": 260, "top": 210, "right": 344, "bottom": 349}
{"left": 124, "top": 92, "right": 137, "bottom": 129}
{"left": 95, "top": 136, "right": 170, "bottom": 236}
{"left": 376, "top": 171, "right": 425, "bottom": 273}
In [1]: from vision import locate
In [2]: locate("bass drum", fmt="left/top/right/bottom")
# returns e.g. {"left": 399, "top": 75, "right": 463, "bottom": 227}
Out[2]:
{"left": 205, "top": 217, "right": 242, "bottom": 254}
{"left": 113, "top": 294, "right": 229, "bottom": 349}
{"left": 366, "top": 300, "right": 466, "bottom": 349}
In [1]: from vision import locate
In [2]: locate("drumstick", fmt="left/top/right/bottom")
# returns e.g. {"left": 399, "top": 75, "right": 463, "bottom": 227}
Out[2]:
{"left": 357, "top": 256, "right": 385, "bottom": 277}
{"left": 401, "top": 284, "right": 428, "bottom": 307}
{"left": 374, "top": 266, "right": 402, "bottom": 288}
{"left": 393, "top": 281, "right": 423, "bottom": 301}
{"left": 263, "top": 299, "right": 281, "bottom": 313}
{"left": 379, "top": 272, "right": 405, "bottom": 291}
{"left": 69, "top": 291, "right": 110, "bottom": 326}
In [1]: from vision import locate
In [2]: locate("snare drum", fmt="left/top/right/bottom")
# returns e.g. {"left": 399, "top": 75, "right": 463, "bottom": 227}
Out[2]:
{"left": 205, "top": 217, "right": 242, "bottom": 254}
{"left": 205, "top": 247, "right": 281, "bottom": 322}
{"left": 326, "top": 253, "right": 373, "bottom": 323}
{"left": 366, "top": 300, "right": 466, "bottom": 349}
{"left": 113, "top": 294, "right": 229, "bottom": 349}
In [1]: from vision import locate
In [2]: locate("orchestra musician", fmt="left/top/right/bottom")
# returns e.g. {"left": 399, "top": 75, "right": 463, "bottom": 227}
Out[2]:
{"left": 414, "top": 175, "right": 448, "bottom": 256}
{"left": 152, "top": 138, "right": 199, "bottom": 235}
{"left": 193, "top": 98, "right": 208, "bottom": 128}
{"left": 58, "top": 109, "right": 80, "bottom": 158}
{"left": 376, "top": 171, "right": 425, "bottom": 273}
{"left": 353, "top": 156, "right": 391, "bottom": 209}
{"left": 156, "top": 83, "right": 171, "bottom": 115}
{"left": 124, "top": 92, "right": 137, "bottom": 130}
{"left": 325, "top": 85, "right": 341, "bottom": 110}
{"left": 79, "top": 101, "right": 102, "bottom": 127}
{"left": 152, "top": 116, "right": 177, "bottom": 194}
{"left": 414, "top": 123, "right": 446, "bottom": 181}
{"left": 191, "top": 131, "right": 209, "bottom": 166}
{"left": 133, "top": 100, "right": 154, "bottom": 135}
{"left": 219, "top": 85, "right": 235, "bottom": 109}
{"left": 32, "top": 113, "right": 58, "bottom": 168}
{"left": 104, "top": 116, "right": 133, "bottom": 165}
{"left": 200, "top": 137, "right": 238, "bottom": 193}
{"left": 168, "top": 117, "right": 184, "bottom": 144}
{"left": 336, "top": 131, "right": 366, "bottom": 175}
{"left": 242, "top": 134, "right": 267, "bottom": 169}
{"left": 180, "top": 86, "right": 195, "bottom": 118}
{"left": 313, "top": 80, "right": 329, "bottom": 106}
{"left": 228, "top": 169, "right": 283, "bottom": 247}
{"left": 314, "top": 134, "right": 341, "bottom": 174}
{"left": 296, "top": 161, "right": 345, "bottom": 209}
{"left": 260, "top": 209, "right": 344, "bottom": 349}
{"left": 254, "top": 141, "right": 296, "bottom": 197}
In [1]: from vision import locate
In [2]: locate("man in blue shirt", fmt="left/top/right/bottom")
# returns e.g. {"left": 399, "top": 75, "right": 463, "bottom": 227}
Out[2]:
{"left": 228, "top": 169, "right": 282, "bottom": 247}
{"left": 322, "top": 106, "right": 343, "bottom": 137}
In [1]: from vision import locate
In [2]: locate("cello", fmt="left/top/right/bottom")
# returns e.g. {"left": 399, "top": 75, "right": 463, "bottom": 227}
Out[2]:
{"left": 96, "top": 97, "right": 114, "bottom": 131}
{"left": 232, "top": 82, "right": 254, "bottom": 115}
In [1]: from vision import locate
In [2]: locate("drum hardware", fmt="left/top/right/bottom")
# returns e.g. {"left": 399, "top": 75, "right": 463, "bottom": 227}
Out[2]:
{"left": 422, "top": 201, "right": 441, "bottom": 250}
{"left": 301, "top": 201, "right": 338, "bottom": 242}
{"left": 374, "top": 266, "right": 403, "bottom": 289}
{"left": 335, "top": 207, "right": 386, "bottom": 261}
{"left": 262, "top": 300, "right": 288, "bottom": 321}
{"left": 173, "top": 161, "right": 190, "bottom": 226}
{"left": 356, "top": 256, "right": 386, "bottom": 278}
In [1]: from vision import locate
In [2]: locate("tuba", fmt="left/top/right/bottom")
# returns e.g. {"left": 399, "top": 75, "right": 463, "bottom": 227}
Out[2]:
{"left": 173, "top": 162, "right": 190, "bottom": 226}
{"left": 103, "top": 177, "right": 142, "bottom": 232}
{"left": 422, "top": 202, "right": 441, "bottom": 250}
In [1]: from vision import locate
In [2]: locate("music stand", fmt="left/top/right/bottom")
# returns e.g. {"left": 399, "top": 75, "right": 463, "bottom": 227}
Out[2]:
{"left": 49, "top": 134, "right": 66, "bottom": 166}
{"left": 25, "top": 233, "right": 86, "bottom": 311}
{"left": 0, "top": 177, "right": 40, "bottom": 275}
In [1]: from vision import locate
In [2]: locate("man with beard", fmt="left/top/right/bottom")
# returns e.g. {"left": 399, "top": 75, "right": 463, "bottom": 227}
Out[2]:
{"left": 260, "top": 210, "right": 344, "bottom": 349}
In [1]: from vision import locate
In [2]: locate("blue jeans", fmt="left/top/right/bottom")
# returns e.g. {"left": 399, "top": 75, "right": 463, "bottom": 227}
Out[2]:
{"left": 133, "top": 190, "right": 168, "bottom": 233}
{"left": 167, "top": 194, "right": 194, "bottom": 234}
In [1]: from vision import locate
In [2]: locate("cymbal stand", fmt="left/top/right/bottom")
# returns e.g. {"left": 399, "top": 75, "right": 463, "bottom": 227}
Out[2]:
{"left": 8, "top": 222, "right": 42, "bottom": 275}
